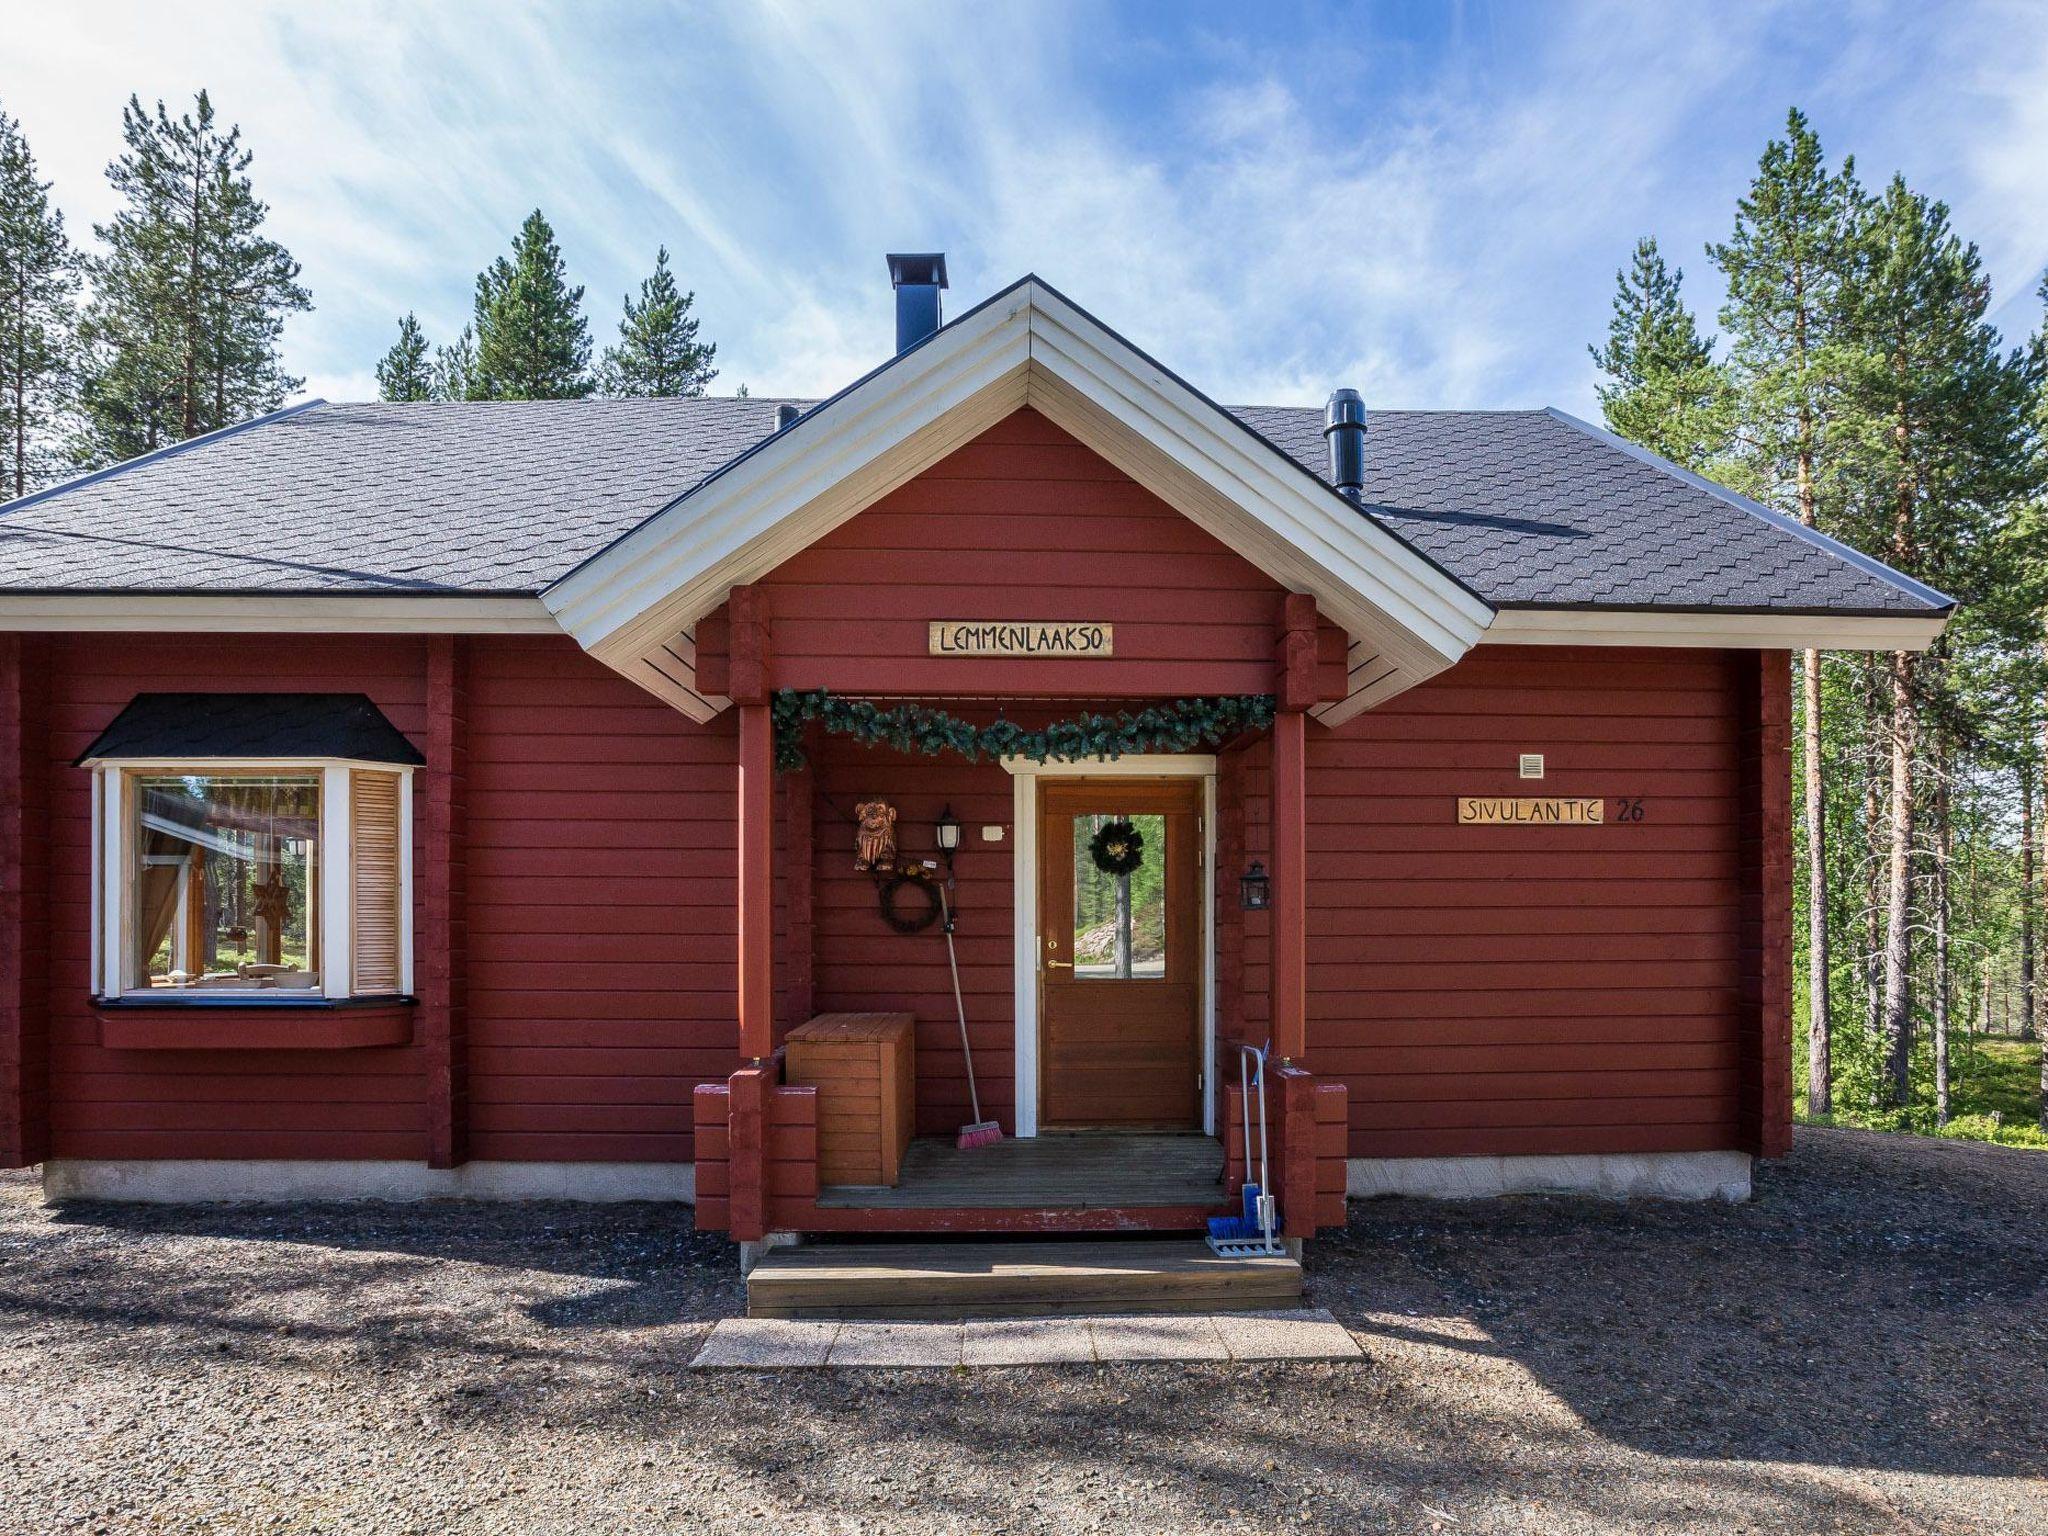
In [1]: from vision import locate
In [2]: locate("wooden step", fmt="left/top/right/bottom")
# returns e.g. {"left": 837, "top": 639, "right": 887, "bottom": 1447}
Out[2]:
{"left": 746, "top": 1239, "right": 1303, "bottom": 1320}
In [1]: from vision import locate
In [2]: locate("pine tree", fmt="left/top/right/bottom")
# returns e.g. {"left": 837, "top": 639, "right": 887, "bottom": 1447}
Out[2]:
{"left": 432, "top": 325, "right": 477, "bottom": 403}
{"left": 470, "top": 210, "right": 591, "bottom": 400}
{"left": 375, "top": 312, "right": 433, "bottom": 402}
{"left": 1708, "top": 108, "right": 1863, "bottom": 1116}
{"left": 599, "top": 246, "right": 717, "bottom": 398}
{"left": 76, "top": 91, "right": 309, "bottom": 463}
{"left": 1836, "top": 177, "right": 2038, "bottom": 1105}
{"left": 0, "top": 104, "right": 76, "bottom": 500}
{"left": 2030, "top": 272, "right": 2048, "bottom": 1129}
{"left": 1589, "top": 237, "right": 1730, "bottom": 470}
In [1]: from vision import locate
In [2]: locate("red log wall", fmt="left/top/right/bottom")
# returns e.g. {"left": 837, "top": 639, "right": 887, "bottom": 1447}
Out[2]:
{"left": 22, "top": 632, "right": 736, "bottom": 1166}
{"left": 2, "top": 413, "right": 1796, "bottom": 1174}
{"left": 1235, "top": 644, "right": 1774, "bottom": 1160}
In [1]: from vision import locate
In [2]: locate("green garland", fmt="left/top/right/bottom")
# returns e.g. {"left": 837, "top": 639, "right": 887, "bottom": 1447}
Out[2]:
{"left": 771, "top": 689, "right": 1275, "bottom": 772}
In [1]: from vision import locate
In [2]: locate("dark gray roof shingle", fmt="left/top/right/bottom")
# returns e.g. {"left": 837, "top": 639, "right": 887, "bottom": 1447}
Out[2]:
{"left": 1233, "top": 406, "right": 1941, "bottom": 614}
{"left": 0, "top": 398, "right": 797, "bottom": 595}
{"left": 0, "top": 394, "right": 1943, "bottom": 616}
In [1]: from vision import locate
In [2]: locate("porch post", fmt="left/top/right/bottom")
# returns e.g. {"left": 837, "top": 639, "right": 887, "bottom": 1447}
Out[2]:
{"left": 1271, "top": 708, "right": 1307, "bottom": 1064}
{"left": 1270, "top": 594, "right": 1316, "bottom": 1065}
{"left": 731, "top": 585, "right": 776, "bottom": 1062}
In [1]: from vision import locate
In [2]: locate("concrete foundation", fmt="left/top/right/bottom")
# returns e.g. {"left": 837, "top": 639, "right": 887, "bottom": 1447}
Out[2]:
{"left": 1347, "top": 1150, "right": 1752, "bottom": 1203}
{"left": 737, "top": 1231, "right": 803, "bottom": 1275}
{"left": 41, "top": 1159, "right": 696, "bottom": 1204}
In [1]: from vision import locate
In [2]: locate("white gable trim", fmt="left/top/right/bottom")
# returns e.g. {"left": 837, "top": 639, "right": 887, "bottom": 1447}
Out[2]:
{"left": 542, "top": 279, "right": 1494, "bottom": 724}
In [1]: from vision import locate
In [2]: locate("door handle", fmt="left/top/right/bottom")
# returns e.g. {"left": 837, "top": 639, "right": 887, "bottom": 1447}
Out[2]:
{"left": 1045, "top": 959, "right": 1072, "bottom": 969}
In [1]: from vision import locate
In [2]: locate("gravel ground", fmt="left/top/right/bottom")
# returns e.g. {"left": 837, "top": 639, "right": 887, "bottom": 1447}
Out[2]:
{"left": 1, "top": 1126, "right": 2042, "bottom": 1535}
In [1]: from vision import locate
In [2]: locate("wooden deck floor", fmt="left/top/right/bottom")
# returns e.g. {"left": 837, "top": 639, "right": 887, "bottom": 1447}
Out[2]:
{"left": 816, "top": 1133, "right": 1228, "bottom": 1210}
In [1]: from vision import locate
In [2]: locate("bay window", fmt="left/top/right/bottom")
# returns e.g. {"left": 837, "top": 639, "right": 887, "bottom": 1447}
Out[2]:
{"left": 81, "top": 694, "right": 421, "bottom": 1004}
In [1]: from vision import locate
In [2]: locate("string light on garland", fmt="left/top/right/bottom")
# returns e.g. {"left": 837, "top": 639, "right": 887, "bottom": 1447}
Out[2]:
{"left": 770, "top": 690, "right": 1276, "bottom": 772}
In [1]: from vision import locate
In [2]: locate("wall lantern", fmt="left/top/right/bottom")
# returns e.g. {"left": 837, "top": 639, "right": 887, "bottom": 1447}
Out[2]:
{"left": 1240, "top": 860, "right": 1271, "bottom": 911}
{"left": 934, "top": 805, "right": 962, "bottom": 865}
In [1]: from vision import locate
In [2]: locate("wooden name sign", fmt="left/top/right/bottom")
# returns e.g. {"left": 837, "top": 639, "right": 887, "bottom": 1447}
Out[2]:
{"left": 1458, "top": 797, "right": 1604, "bottom": 825}
{"left": 928, "top": 621, "right": 1113, "bottom": 658}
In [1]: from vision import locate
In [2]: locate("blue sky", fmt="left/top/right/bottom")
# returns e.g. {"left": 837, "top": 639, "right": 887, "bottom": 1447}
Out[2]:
{"left": 3, "top": 1, "right": 2044, "bottom": 413}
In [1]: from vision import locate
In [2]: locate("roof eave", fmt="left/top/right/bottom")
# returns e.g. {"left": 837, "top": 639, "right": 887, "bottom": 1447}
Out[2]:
{"left": 1541, "top": 408, "right": 1958, "bottom": 615}
{"left": 1484, "top": 605, "right": 1950, "bottom": 653}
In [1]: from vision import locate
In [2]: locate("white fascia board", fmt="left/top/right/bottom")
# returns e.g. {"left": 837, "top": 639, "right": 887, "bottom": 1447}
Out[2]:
{"left": 1019, "top": 285, "right": 1491, "bottom": 671}
{"left": 1482, "top": 607, "right": 1950, "bottom": 652}
{"left": 545, "top": 292, "right": 1034, "bottom": 661}
{"left": 0, "top": 594, "right": 560, "bottom": 633}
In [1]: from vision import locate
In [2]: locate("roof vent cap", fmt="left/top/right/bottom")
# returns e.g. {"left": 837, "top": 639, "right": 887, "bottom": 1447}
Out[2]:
{"left": 887, "top": 252, "right": 949, "bottom": 354}
{"left": 1323, "top": 388, "right": 1367, "bottom": 501}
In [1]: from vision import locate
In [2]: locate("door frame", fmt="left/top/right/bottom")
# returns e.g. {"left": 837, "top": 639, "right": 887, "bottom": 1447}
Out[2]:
{"left": 1004, "top": 753, "right": 1216, "bottom": 1138}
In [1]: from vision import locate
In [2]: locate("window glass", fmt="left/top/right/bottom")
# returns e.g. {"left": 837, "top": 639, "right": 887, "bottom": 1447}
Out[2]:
{"left": 131, "top": 775, "right": 321, "bottom": 991}
{"left": 1073, "top": 812, "right": 1166, "bottom": 980}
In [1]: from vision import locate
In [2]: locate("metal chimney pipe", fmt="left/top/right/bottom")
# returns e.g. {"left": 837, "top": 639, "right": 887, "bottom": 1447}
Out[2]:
{"left": 1324, "top": 388, "right": 1367, "bottom": 500}
{"left": 774, "top": 403, "right": 800, "bottom": 431}
{"left": 886, "top": 253, "right": 949, "bottom": 354}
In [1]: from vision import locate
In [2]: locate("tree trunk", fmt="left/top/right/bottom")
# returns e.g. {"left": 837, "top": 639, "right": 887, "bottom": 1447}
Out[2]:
{"left": 1802, "top": 649, "right": 1832, "bottom": 1114}
{"left": 1861, "top": 665, "right": 1884, "bottom": 1068}
{"left": 2023, "top": 776, "right": 2037, "bottom": 1043}
{"left": 1881, "top": 650, "right": 1916, "bottom": 1105}
{"left": 1791, "top": 393, "right": 1833, "bottom": 1118}
{"left": 1933, "top": 756, "right": 1951, "bottom": 1126}
{"left": 11, "top": 286, "right": 24, "bottom": 500}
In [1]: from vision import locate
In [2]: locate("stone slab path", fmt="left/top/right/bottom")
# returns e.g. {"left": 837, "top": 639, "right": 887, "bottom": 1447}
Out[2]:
{"left": 688, "top": 1307, "right": 1363, "bottom": 1369}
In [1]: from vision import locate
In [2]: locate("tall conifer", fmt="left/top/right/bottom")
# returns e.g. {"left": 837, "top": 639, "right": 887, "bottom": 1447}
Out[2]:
{"left": 470, "top": 210, "right": 591, "bottom": 400}
{"left": 76, "top": 91, "right": 309, "bottom": 462}
{"left": 1708, "top": 108, "right": 1861, "bottom": 1115}
{"left": 1589, "top": 237, "right": 1729, "bottom": 470}
{"left": 0, "top": 104, "right": 76, "bottom": 499}
{"left": 375, "top": 312, "right": 433, "bottom": 402}
{"left": 1836, "top": 177, "right": 2036, "bottom": 1103}
{"left": 432, "top": 325, "right": 478, "bottom": 403}
{"left": 599, "top": 246, "right": 717, "bottom": 398}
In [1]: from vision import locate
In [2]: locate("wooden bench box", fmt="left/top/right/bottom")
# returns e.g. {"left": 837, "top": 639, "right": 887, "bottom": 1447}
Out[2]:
{"left": 785, "top": 1012, "right": 915, "bottom": 1187}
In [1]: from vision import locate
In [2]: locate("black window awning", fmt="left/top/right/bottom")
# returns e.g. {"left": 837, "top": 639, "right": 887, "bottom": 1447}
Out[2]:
{"left": 75, "top": 694, "right": 426, "bottom": 767}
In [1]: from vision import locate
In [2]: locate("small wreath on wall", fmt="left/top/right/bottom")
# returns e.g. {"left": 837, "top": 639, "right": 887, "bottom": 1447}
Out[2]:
{"left": 1088, "top": 819, "right": 1146, "bottom": 878}
{"left": 877, "top": 869, "right": 944, "bottom": 934}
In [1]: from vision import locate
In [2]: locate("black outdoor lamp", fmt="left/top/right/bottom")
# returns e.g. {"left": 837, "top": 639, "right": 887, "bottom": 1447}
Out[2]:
{"left": 934, "top": 805, "right": 962, "bottom": 867}
{"left": 1240, "top": 860, "right": 1271, "bottom": 911}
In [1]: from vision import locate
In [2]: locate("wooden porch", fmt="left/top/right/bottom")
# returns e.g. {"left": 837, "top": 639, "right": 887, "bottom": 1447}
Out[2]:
{"left": 690, "top": 573, "right": 1349, "bottom": 1246}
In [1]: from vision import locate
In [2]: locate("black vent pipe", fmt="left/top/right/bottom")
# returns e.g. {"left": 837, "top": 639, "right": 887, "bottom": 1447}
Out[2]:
{"left": 1323, "top": 388, "right": 1367, "bottom": 500}
{"left": 774, "top": 403, "right": 800, "bottom": 431}
{"left": 887, "top": 252, "right": 949, "bottom": 353}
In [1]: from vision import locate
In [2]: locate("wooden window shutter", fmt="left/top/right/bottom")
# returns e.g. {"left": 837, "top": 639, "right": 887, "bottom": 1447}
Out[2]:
{"left": 351, "top": 771, "right": 404, "bottom": 994}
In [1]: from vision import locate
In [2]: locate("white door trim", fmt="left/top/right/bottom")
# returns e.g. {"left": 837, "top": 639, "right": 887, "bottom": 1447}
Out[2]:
{"left": 1005, "top": 753, "right": 1217, "bottom": 1139}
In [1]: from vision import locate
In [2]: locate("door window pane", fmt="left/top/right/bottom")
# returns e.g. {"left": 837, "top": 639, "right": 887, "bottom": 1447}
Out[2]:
{"left": 132, "top": 774, "right": 321, "bottom": 991}
{"left": 1073, "top": 812, "right": 1166, "bottom": 980}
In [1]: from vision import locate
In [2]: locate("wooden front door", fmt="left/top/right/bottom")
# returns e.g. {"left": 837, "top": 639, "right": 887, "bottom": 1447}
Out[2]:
{"left": 1038, "top": 778, "right": 1203, "bottom": 1129}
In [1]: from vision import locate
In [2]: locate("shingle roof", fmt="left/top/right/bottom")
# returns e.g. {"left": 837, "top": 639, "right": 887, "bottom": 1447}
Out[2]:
{"left": 76, "top": 693, "right": 426, "bottom": 765}
{"left": 0, "top": 391, "right": 1944, "bottom": 616}
{"left": 0, "top": 397, "right": 798, "bottom": 595}
{"left": 1233, "top": 406, "right": 1944, "bottom": 615}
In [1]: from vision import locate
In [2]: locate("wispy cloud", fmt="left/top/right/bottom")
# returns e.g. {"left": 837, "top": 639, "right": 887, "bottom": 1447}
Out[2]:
{"left": 1, "top": 0, "right": 2041, "bottom": 413}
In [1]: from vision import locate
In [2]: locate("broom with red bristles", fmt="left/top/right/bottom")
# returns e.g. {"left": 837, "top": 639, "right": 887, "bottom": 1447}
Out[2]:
{"left": 937, "top": 882, "right": 1002, "bottom": 1149}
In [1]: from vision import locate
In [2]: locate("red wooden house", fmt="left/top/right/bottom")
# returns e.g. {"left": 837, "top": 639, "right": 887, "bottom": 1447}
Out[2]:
{"left": 0, "top": 260, "right": 1948, "bottom": 1275}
